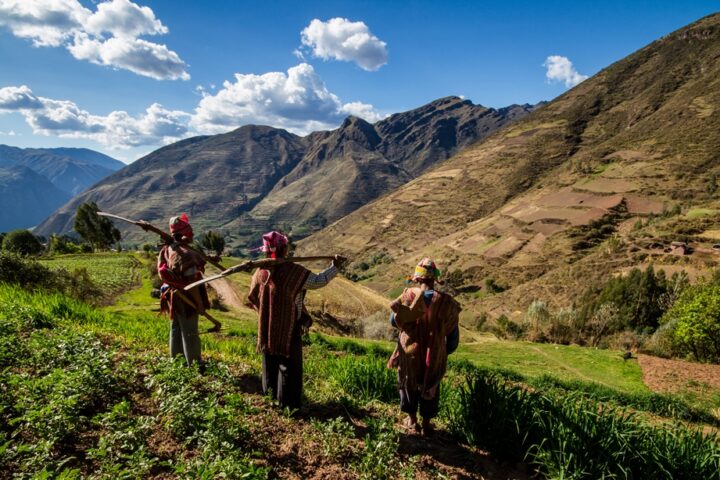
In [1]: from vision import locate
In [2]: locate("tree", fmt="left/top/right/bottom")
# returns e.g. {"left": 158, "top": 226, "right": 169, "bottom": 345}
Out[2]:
{"left": 199, "top": 230, "right": 226, "bottom": 256}
{"left": 74, "top": 202, "right": 121, "bottom": 251}
{"left": 2, "top": 229, "right": 43, "bottom": 256}
{"left": 663, "top": 285, "right": 720, "bottom": 363}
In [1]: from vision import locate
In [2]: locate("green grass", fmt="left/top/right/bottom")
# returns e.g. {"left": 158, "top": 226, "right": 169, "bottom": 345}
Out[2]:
{"left": 39, "top": 253, "right": 141, "bottom": 293}
{"left": 454, "top": 339, "right": 648, "bottom": 394}
{"left": 686, "top": 208, "right": 718, "bottom": 219}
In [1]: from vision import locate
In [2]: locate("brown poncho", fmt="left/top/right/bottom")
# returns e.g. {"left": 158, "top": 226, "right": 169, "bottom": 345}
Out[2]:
{"left": 247, "top": 262, "right": 311, "bottom": 357}
{"left": 157, "top": 243, "right": 209, "bottom": 319}
{"left": 389, "top": 287, "right": 460, "bottom": 399}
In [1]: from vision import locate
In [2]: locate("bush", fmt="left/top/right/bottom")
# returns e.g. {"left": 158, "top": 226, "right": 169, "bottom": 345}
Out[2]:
{"left": 2, "top": 230, "right": 43, "bottom": 256}
{"left": 662, "top": 284, "right": 720, "bottom": 363}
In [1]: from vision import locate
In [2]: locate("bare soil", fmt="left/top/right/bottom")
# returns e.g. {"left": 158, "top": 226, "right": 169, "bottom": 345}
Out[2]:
{"left": 637, "top": 354, "right": 720, "bottom": 393}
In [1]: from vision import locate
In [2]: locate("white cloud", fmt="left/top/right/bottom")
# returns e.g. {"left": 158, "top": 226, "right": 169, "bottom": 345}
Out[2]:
{"left": 85, "top": 0, "right": 167, "bottom": 38}
{"left": 0, "top": 0, "right": 88, "bottom": 47}
{"left": 69, "top": 33, "right": 189, "bottom": 80}
{"left": 0, "top": 85, "right": 190, "bottom": 148}
{"left": 543, "top": 55, "right": 588, "bottom": 88}
{"left": 191, "top": 63, "right": 382, "bottom": 135}
{"left": 0, "top": 130, "right": 20, "bottom": 136}
{"left": 0, "top": 85, "right": 44, "bottom": 110}
{"left": 0, "top": 65, "right": 382, "bottom": 148}
{"left": 0, "top": 0, "right": 188, "bottom": 80}
{"left": 301, "top": 18, "right": 388, "bottom": 71}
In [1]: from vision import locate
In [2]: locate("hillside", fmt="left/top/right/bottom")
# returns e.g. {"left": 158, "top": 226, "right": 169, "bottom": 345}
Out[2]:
{"left": 34, "top": 98, "right": 538, "bottom": 246}
{"left": 0, "top": 145, "right": 123, "bottom": 196}
{"left": 0, "top": 166, "right": 70, "bottom": 231}
{"left": 297, "top": 13, "right": 720, "bottom": 321}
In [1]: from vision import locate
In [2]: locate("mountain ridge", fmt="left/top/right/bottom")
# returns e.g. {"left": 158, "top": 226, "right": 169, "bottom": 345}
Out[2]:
{"left": 35, "top": 97, "right": 539, "bottom": 244}
{"left": 296, "top": 12, "right": 720, "bottom": 321}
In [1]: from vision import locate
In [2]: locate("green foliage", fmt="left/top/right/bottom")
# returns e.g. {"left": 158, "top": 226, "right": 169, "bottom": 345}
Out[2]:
{"left": 312, "top": 416, "right": 356, "bottom": 459}
{"left": 1, "top": 229, "right": 43, "bottom": 256}
{"left": 326, "top": 354, "right": 397, "bottom": 404}
{"left": 74, "top": 201, "right": 121, "bottom": 251}
{"left": 663, "top": 284, "right": 720, "bottom": 363}
{"left": 448, "top": 372, "right": 720, "bottom": 479}
{"left": 199, "top": 230, "right": 226, "bottom": 256}
{"left": 579, "top": 266, "right": 688, "bottom": 335}
{"left": 40, "top": 253, "right": 139, "bottom": 295}
{"left": 356, "top": 416, "right": 401, "bottom": 480}
{"left": 47, "top": 235, "right": 88, "bottom": 255}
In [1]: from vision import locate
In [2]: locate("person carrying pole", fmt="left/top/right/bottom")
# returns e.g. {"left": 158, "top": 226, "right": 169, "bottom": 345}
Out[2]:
{"left": 157, "top": 213, "right": 212, "bottom": 368}
{"left": 246, "top": 230, "right": 346, "bottom": 410}
{"left": 387, "top": 257, "right": 460, "bottom": 436}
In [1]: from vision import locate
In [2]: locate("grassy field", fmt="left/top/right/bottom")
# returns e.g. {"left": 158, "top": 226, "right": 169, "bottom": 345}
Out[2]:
{"left": 39, "top": 253, "right": 142, "bottom": 293}
{"left": 2, "top": 253, "right": 719, "bottom": 478}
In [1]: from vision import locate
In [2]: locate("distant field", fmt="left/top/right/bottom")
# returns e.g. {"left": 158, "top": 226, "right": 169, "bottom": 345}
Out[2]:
{"left": 39, "top": 253, "right": 141, "bottom": 293}
{"left": 454, "top": 336, "right": 647, "bottom": 394}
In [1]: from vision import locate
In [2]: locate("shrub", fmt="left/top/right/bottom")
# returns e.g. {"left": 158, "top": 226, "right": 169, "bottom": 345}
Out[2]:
{"left": 662, "top": 284, "right": 720, "bottom": 363}
{"left": 2, "top": 230, "right": 43, "bottom": 256}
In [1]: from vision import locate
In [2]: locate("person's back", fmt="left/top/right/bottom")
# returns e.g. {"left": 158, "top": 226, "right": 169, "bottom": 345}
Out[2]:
{"left": 388, "top": 257, "right": 460, "bottom": 435}
{"left": 246, "top": 230, "right": 345, "bottom": 409}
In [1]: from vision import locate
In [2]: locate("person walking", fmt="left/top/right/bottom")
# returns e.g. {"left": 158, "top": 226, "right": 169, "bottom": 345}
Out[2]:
{"left": 157, "top": 214, "right": 210, "bottom": 368}
{"left": 387, "top": 257, "right": 460, "bottom": 435}
{"left": 246, "top": 230, "right": 345, "bottom": 409}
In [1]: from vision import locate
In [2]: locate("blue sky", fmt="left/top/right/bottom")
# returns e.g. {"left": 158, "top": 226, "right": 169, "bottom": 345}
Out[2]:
{"left": 0, "top": 0, "right": 717, "bottom": 163}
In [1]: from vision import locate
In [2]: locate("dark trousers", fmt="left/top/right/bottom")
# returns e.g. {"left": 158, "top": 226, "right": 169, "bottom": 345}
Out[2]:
{"left": 262, "top": 333, "right": 303, "bottom": 409}
{"left": 399, "top": 384, "right": 440, "bottom": 419}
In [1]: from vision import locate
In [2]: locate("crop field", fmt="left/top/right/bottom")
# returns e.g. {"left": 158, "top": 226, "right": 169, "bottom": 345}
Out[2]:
{"left": 39, "top": 253, "right": 142, "bottom": 293}
{"left": 2, "top": 254, "right": 719, "bottom": 479}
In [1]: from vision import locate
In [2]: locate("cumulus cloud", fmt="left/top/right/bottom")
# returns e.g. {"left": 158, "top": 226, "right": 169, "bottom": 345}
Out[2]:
{"left": 301, "top": 18, "right": 388, "bottom": 71}
{"left": 0, "top": 85, "right": 189, "bottom": 148}
{"left": 191, "top": 63, "right": 382, "bottom": 135}
{"left": 0, "top": 130, "right": 20, "bottom": 136}
{"left": 0, "top": 0, "right": 188, "bottom": 80}
{"left": 543, "top": 55, "right": 588, "bottom": 88}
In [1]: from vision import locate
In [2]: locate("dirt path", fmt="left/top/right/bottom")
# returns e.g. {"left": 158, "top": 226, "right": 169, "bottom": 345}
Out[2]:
{"left": 209, "top": 277, "right": 245, "bottom": 310}
{"left": 637, "top": 354, "right": 720, "bottom": 393}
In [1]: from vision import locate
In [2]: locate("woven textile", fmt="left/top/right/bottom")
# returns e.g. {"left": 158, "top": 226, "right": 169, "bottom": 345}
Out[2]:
{"left": 389, "top": 287, "right": 460, "bottom": 399}
{"left": 248, "top": 262, "right": 311, "bottom": 357}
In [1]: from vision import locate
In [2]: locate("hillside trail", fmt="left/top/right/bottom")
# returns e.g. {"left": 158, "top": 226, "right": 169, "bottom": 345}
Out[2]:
{"left": 209, "top": 277, "right": 245, "bottom": 310}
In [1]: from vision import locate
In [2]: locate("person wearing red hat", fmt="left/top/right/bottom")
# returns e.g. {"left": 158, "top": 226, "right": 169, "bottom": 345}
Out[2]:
{"left": 157, "top": 213, "right": 210, "bottom": 368}
{"left": 387, "top": 257, "right": 460, "bottom": 435}
{"left": 247, "top": 230, "right": 346, "bottom": 409}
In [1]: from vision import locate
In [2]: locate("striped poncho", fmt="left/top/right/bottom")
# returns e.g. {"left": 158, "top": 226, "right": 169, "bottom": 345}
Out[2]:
{"left": 247, "top": 262, "right": 311, "bottom": 357}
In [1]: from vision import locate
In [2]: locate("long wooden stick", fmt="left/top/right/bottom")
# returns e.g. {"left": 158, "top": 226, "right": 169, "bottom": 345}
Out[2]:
{"left": 173, "top": 289, "right": 222, "bottom": 333}
{"left": 183, "top": 256, "right": 338, "bottom": 290}
{"left": 98, "top": 211, "right": 225, "bottom": 270}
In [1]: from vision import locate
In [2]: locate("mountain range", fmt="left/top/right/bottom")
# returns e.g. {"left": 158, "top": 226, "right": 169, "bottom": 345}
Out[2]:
{"left": 35, "top": 97, "right": 539, "bottom": 244}
{"left": 297, "top": 12, "right": 720, "bottom": 321}
{"left": 0, "top": 146, "right": 123, "bottom": 231}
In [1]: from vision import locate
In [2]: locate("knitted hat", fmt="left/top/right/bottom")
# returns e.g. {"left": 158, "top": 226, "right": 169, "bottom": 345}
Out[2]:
{"left": 410, "top": 257, "right": 441, "bottom": 282}
{"left": 169, "top": 213, "right": 191, "bottom": 234}
{"left": 261, "top": 230, "right": 288, "bottom": 256}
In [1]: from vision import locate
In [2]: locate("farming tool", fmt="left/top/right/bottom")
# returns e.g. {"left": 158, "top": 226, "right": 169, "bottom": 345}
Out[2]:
{"left": 183, "top": 256, "right": 342, "bottom": 291}
{"left": 99, "top": 211, "right": 225, "bottom": 332}
{"left": 173, "top": 289, "right": 223, "bottom": 333}
{"left": 97, "top": 212, "right": 226, "bottom": 270}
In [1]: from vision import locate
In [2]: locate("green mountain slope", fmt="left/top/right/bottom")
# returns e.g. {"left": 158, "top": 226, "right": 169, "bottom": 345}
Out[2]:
{"left": 298, "top": 13, "right": 720, "bottom": 320}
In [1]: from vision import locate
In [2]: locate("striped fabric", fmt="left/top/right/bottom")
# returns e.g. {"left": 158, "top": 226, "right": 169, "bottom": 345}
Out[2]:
{"left": 248, "top": 262, "right": 311, "bottom": 357}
